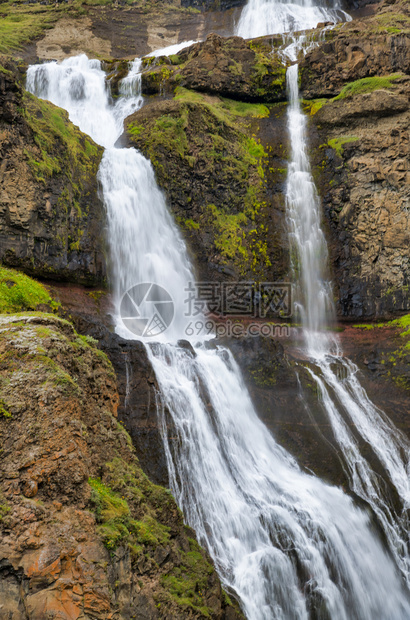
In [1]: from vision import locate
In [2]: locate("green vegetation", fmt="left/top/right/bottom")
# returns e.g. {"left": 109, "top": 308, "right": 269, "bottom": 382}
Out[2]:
{"left": 0, "top": 3, "right": 57, "bottom": 54}
{"left": 21, "top": 91, "right": 103, "bottom": 266}
{"left": 327, "top": 136, "right": 359, "bottom": 157}
{"left": 182, "top": 218, "right": 200, "bottom": 231}
{"left": 89, "top": 462, "right": 171, "bottom": 551}
{"left": 0, "top": 399, "right": 12, "bottom": 419}
{"left": 373, "top": 12, "right": 410, "bottom": 34}
{"left": 207, "top": 204, "right": 247, "bottom": 261}
{"left": 127, "top": 88, "right": 274, "bottom": 278}
{"left": 303, "top": 98, "right": 327, "bottom": 115}
{"left": 88, "top": 456, "right": 222, "bottom": 616}
{"left": 354, "top": 314, "right": 410, "bottom": 390}
{"left": 159, "top": 538, "right": 215, "bottom": 617}
{"left": 174, "top": 87, "right": 270, "bottom": 120}
{"left": 249, "top": 41, "right": 287, "bottom": 99}
{"left": 23, "top": 93, "right": 101, "bottom": 184}
{"left": 0, "top": 494, "right": 10, "bottom": 522}
{"left": 0, "top": 266, "right": 57, "bottom": 313}
{"left": 306, "top": 74, "right": 403, "bottom": 117}
{"left": 333, "top": 74, "right": 402, "bottom": 100}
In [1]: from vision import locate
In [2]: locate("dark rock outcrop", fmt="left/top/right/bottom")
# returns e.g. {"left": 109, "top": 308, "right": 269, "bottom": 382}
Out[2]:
{"left": 181, "top": 0, "right": 246, "bottom": 12}
{"left": 125, "top": 85, "right": 289, "bottom": 283}
{"left": 141, "top": 33, "right": 287, "bottom": 102}
{"left": 300, "top": 2, "right": 410, "bottom": 98}
{"left": 308, "top": 76, "right": 409, "bottom": 318}
{"left": 0, "top": 58, "right": 106, "bottom": 285}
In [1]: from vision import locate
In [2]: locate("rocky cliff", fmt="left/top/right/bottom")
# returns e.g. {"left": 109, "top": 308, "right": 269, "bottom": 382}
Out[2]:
{"left": 299, "top": 0, "right": 409, "bottom": 317}
{"left": 123, "top": 1, "right": 409, "bottom": 318}
{"left": 0, "top": 58, "right": 106, "bottom": 285}
{"left": 0, "top": 309, "right": 242, "bottom": 619}
{"left": 125, "top": 40, "right": 289, "bottom": 283}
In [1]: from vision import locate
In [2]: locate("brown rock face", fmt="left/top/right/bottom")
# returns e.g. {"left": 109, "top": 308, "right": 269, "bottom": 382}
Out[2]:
{"left": 309, "top": 76, "right": 409, "bottom": 318}
{"left": 0, "top": 59, "right": 106, "bottom": 286}
{"left": 0, "top": 313, "right": 242, "bottom": 619}
{"left": 300, "top": 1, "right": 410, "bottom": 99}
{"left": 141, "top": 33, "right": 287, "bottom": 102}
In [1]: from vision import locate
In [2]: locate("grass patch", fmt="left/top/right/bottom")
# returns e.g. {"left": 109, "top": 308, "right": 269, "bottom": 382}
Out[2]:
{"left": 23, "top": 93, "right": 100, "bottom": 184}
{"left": 89, "top": 467, "right": 171, "bottom": 552}
{"left": 373, "top": 12, "right": 410, "bottom": 34}
{"left": 0, "top": 399, "right": 12, "bottom": 419}
{"left": 0, "top": 494, "right": 10, "bottom": 523}
{"left": 0, "top": 266, "right": 57, "bottom": 313}
{"left": 327, "top": 136, "right": 359, "bottom": 157}
{"left": 303, "top": 98, "right": 327, "bottom": 115}
{"left": 333, "top": 74, "right": 402, "bottom": 101}
{"left": 174, "top": 87, "right": 270, "bottom": 121}
{"left": 0, "top": 4, "right": 57, "bottom": 54}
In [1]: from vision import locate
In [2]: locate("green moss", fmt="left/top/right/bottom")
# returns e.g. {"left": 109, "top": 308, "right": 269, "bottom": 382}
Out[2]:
{"left": 373, "top": 12, "right": 410, "bottom": 34}
{"left": 130, "top": 515, "right": 170, "bottom": 546}
{"left": 0, "top": 399, "right": 11, "bottom": 419}
{"left": 182, "top": 218, "right": 200, "bottom": 230}
{"left": 174, "top": 87, "right": 270, "bottom": 120}
{"left": 251, "top": 48, "right": 287, "bottom": 99}
{"left": 169, "top": 54, "right": 184, "bottom": 66}
{"left": 327, "top": 136, "right": 359, "bottom": 157}
{"left": 21, "top": 91, "right": 102, "bottom": 262}
{"left": 0, "top": 64, "right": 12, "bottom": 76}
{"left": 89, "top": 477, "right": 131, "bottom": 549}
{"left": 0, "top": 493, "right": 10, "bottom": 523}
{"left": 0, "top": 266, "right": 57, "bottom": 313}
{"left": 303, "top": 98, "right": 327, "bottom": 115}
{"left": 127, "top": 89, "right": 275, "bottom": 278}
{"left": 23, "top": 92, "right": 100, "bottom": 184}
{"left": 153, "top": 112, "right": 189, "bottom": 158}
{"left": 76, "top": 334, "right": 99, "bottom": 346}
{"left": 35, "top": 354, "right": 79, "bottom": 391}
{"left": 159, "top": 537, "right": 215, "bottom": 618}
{"left": 333, "top": 74, "right": 402, "bottom": 101}
{"left": 249, "top": 364, "right": 278, "bottom": 387}
{"left": 207, "top": 204, "right": 247, "bottom": 260}
{"left": 389, "top": 313, "right": 410, "bottom": 337}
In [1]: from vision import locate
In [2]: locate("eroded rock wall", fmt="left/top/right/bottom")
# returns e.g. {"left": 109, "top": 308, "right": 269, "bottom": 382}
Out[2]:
{"left": 0, "top": 59, "right": 106, "bottom": 285}
{"left": 0, "top": 312, "right": 242, "bottom": 619}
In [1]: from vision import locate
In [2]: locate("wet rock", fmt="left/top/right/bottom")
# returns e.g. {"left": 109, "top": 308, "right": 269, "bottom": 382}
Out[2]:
{"left": 314, "top": 89, "right": 409, "bottom": 126}
{"left": 300, "top": 2, "right": 410, "bottom": 99}
{"left": 125, "top": 85, "right": 289, "bottom": 283}
{"left": 0, "top": 58, "right": 106, "bottom": 286}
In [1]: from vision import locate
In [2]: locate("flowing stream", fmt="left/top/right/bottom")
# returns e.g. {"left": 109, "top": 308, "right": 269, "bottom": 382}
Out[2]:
{"left": 26, "top": 5, "right": 410, "bottom": 615}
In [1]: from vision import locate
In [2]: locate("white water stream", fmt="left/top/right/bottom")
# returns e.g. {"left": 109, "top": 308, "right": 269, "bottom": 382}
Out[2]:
{"left": 26, "top": 5, "right": 410, "bottom": 615}
{"left": 283, "top": 32, "right": 410, "bottom": 589}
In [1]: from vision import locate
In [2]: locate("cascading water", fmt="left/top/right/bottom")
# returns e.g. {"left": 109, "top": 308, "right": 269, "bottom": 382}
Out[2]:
{"left": 236, "top": 0, "right": 348, "bottom": 38}
{"left": 281, "top": 6, "right": 410, "bottom": 590}
{"left": 26, "top": 16, "right": 410, "bottom": 618}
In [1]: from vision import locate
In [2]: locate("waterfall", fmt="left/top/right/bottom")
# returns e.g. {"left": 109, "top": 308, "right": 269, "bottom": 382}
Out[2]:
{"left": 283, "top": 21, "right": 410, "bottom": 589}
{"left": 26, "top": 35, "right": 410, "bottom": 619}
{"left": 236, "top": 0, "right": 349, "bottom": 39}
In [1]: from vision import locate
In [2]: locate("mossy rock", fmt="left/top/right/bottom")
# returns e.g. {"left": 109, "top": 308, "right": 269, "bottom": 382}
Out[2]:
{"left": 0, "top": 59, "right": 106, "bottom": 286}
{"left": 140, "top": 33, "right": 288, "bottom": 102}
{"left": 126, "top": 87, "right": 289, "bottom": 281}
